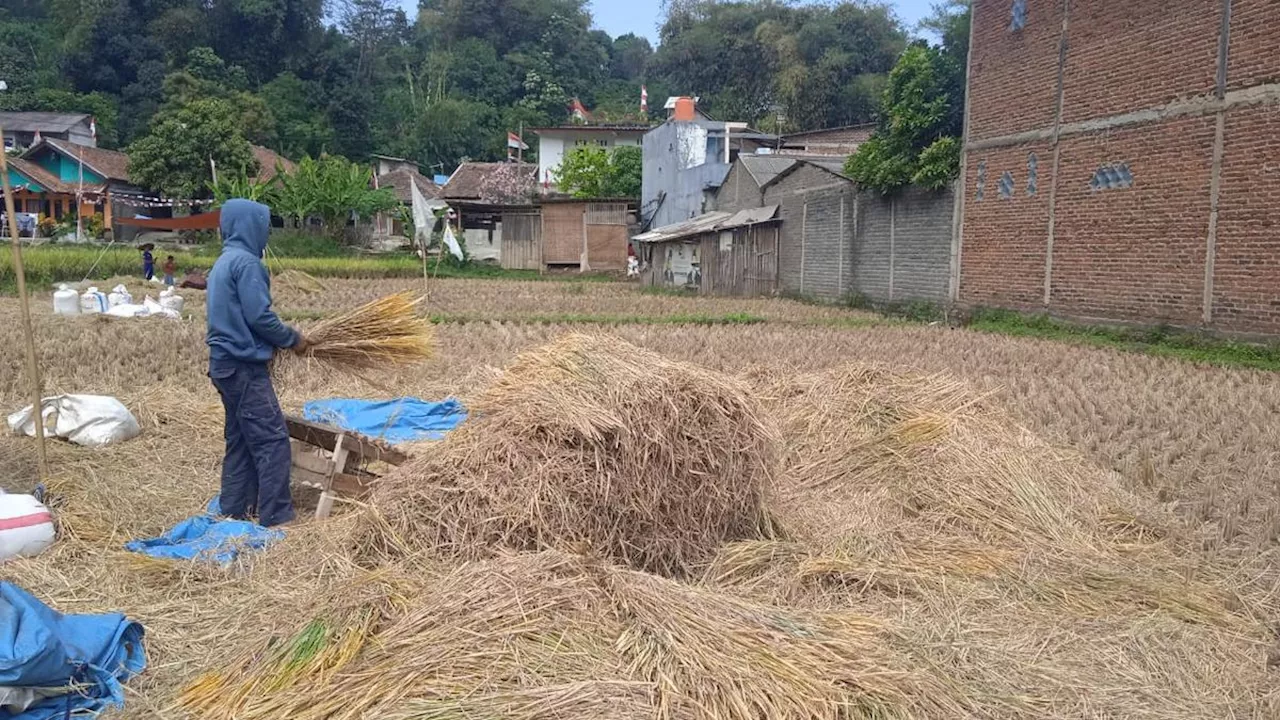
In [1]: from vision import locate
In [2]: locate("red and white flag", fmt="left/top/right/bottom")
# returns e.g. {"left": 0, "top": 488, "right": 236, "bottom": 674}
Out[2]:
{"left": 89, "top": 117, "right": 97, "bottom": 140}
{"left": 641, "top": 85, "right": 648, "bottom": 114}
{"left": 32, "top": 129, "right": 41, "bottom": 144}
{"left": 570, "top": 98, "right": 591, "bottom": 123}
{"left": 507, "top": 131, "right": 528, "bottom": 150}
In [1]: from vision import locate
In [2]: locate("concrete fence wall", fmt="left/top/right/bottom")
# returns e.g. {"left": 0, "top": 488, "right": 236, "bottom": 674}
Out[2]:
{"left": 852, "top": 186, "right": 955, "bottom": 304}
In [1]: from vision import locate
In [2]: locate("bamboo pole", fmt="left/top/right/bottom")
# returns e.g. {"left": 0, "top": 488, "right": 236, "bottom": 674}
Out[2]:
{"left": 0, "top": 126, "right": 51, "bottom": 482}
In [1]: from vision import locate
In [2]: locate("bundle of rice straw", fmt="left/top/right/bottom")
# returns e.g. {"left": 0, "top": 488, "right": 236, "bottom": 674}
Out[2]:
{"left": 297, "top": 291, "right": 433, "bottom": 371}
{"left": 275, "top": 268, "right": 326, "bottom": 293}
{"left": 180, "top": 551, "right": 965, "bottom": 720}
{"left": 355, "top": 333, "right": 778, "bottom": 576}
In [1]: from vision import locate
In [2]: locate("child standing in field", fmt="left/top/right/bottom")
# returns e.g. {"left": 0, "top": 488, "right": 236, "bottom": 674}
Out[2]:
{"left": 163, "top": 255, "right": 177, "bottom": 286}
{"left": 142, "top": 248, "right": 154, "bottom": 280}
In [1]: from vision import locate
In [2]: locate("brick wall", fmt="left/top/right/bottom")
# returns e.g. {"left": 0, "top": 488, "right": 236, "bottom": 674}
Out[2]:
{"left": 1214, "top": 105, "right": 1280, "bottom": 334}
{"left": 959, "top": 0, "right": 1280, "bottom": 336}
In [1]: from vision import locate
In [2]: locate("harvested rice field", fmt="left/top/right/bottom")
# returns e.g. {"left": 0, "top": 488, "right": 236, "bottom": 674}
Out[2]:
{"left": 1, "top": 276, "right": 1278, "bottom": 719}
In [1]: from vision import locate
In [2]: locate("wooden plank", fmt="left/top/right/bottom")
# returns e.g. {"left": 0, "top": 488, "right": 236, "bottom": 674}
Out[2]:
{"left": 542, "top": 202, "right": 584, "bottom": 264}
{"left": 291, "top": 466, "right": 375, "bottom": 498}
{"left": 285, "top": 416, "right": 408, "bottom": 466}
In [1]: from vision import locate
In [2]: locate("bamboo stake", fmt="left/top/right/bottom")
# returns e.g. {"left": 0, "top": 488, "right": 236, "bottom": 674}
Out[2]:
{"left": 0, "top": 127, "right": 51, "bottom": 482}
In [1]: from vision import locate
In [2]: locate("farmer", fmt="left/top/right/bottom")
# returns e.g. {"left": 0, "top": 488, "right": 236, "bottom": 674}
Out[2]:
{"left": 141, "top": 247, "right": 154, "bottom": 281}
{"left": 206, "top": 199, "right": 309, "bottom": 527}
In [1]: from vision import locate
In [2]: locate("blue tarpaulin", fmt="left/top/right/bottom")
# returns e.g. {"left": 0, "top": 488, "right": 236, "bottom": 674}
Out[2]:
{"left": 0, "top": 582, "right": 145, "bottom": 720}
{"left": 302, "top": 398, "right": 467, "bottom": 444}
{"left": 123, "top": 499, "right": 283, "bottom": 566}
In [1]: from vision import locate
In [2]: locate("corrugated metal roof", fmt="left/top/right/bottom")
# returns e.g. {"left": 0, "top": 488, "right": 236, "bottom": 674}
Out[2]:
{"left": 633, "top": 205, "right": 778, "bottom": 244}
{"left": 0, "top": 112, "right": 90, "bottom": 133}
{"left": 804, "top": 158, "right": 849, "bottom": 177}
{"left": 740, "top": 156, "right": 797, "bottom": 187}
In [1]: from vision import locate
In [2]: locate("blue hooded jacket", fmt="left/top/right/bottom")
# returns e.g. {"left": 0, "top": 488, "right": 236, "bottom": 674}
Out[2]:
{"left": 206, "top": 199, "right": 299, "bottom": 367}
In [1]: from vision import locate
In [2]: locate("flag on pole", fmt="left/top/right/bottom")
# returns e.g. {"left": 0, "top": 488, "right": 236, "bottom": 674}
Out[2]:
{"left": 569, "top": 98, "right": 591, "bottom": 123}
{"left": 442, "top": 223, "right": 464, "bottom": 262}
{"left": 89, "top": 117, "right": 97, "bottom": 141}
{"left": 641, "top": 85, "right": 648, "bottom": 114}
{"left": 32, "top": 130, "right": 41, "bottom": 145}
{"left": 506, "top": 132, "right": 528, "bottom": 151}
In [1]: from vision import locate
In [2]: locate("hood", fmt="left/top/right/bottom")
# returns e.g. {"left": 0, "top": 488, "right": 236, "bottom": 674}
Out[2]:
{"left": 219, "top": 198, "right": 271, "bottom": 258}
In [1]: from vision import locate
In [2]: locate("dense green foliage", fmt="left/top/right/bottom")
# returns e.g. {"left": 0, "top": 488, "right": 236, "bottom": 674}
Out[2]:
{"left": 555, "top": 145, "right": 642, "bottom": 199}
{"left": 1, "top": 0, "right": 914, "bottom": 188}
{"left": 845, "top": 1, "right": 970, "bottom": 193}
{"left": 211, "top": 155, "right": 400, "bottom": 237}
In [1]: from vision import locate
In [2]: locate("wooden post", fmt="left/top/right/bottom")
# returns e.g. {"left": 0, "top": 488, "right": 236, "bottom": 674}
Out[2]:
{"left": 314, "top": 433, "right": 349, "bottom": 520}
{"left": 0, "top": 125, "right": 51, "bottom": 483}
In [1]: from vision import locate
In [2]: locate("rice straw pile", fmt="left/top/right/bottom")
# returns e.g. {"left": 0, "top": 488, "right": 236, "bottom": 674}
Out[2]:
{"left": 179, "top": 551, "right": 963, "bottom": 720}
{"left": 707, "top": 364, "right": 1278, "bottom": 718}
{"left": 296, "top": 291, "right": 434, "bottom": 371}
{"left": 355, "top": 333, "right": 778, "bottom": 576}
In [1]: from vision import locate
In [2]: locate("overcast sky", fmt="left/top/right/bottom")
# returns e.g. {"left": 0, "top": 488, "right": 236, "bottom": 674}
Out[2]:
{"left": 395, "top": 1, "right": 940, "bottom": 42}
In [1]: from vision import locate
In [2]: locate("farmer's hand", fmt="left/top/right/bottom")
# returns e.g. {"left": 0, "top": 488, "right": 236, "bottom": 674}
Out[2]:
{"left": 293, "top": 333, "right": 311, "bottom": 355}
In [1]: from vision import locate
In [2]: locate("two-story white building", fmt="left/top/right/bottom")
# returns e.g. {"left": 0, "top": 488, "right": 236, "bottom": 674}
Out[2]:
{"left": 530, "top": 124, "right": 649, "bottom": 190}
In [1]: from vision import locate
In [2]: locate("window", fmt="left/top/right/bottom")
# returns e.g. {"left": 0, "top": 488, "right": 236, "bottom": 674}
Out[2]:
{"left": 1010, "top": 0, "right": 1027, "bottom": 31}
{"left": 975, "top": 161, "right": 987, "bottom": 201}
{"left": 595, "top": 139, "right": 609, "bottom": 147}
{"left": 574, "top": 139, "right": 589, "bottom": 147}
{"left": 1089, "top": 163, "right": 1134, "bottom": 191}
{"left": 998, "top": 171, "right": 1015, "bottom": 200}
{"left": 1027, "top": 153, "right": 1039, "bottom": 195}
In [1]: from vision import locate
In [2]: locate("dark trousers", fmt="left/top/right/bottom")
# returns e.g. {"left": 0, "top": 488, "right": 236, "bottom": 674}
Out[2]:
{"left": 210, "top": 362, "right": 295, "bottom": 526}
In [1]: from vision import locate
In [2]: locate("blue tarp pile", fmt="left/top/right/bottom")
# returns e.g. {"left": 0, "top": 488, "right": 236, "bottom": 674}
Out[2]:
{"left": 123, "top": 497, "right": 283, "bottom": 566}
{"left": 302, "top": 398, "right": 467, "bottom": 444}
{"left": 0, "top": 582, "right": 145, "bottom": 720}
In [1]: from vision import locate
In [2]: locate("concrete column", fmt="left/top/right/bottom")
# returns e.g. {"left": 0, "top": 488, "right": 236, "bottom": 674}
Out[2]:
{"left": 888, "top": 195, "right": 896, "bottom": 301}
{"left": 1043, "top": 0, "right": 1073, "bottom": 307}
{"left": 800, "top": 201, "right": 808, "bottom": 295}
{"left": 1204, "top": 0, "right": 1233, "bottom": 325}
{"left": 838, "top": 194, "right": 846, "bottom": 297}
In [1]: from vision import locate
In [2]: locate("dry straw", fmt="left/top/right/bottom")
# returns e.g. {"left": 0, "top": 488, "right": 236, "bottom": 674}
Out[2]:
{"left": 297, "top": 290, "right": 434, "bottom": 371}
{"left": 274, "top": 268, "right": 326, "bottom": 294}
{"left": 354, "top": 333, "right": 779, "bottom": 576}
{"left": 180, "top": 551, "right": 960, "bottom": 720}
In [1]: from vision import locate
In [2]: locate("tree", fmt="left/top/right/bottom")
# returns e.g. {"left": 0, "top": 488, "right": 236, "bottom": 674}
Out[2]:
{"left": 609, "top": 33, "right": 653, "bottom": 81}
{"left": 127, "top": 98, "right": 258, "bottom": 198}
{"left": 844, "top": 44, "right": 963, "bottom": 192}
{"left": 259, "top": 72, "right": 334, "bottom": 159}
{"left": 652, "top": 0, "right": 906, "bottom": 129}
{"left": 555, "top": 145, "right": 643, "bottom": 199}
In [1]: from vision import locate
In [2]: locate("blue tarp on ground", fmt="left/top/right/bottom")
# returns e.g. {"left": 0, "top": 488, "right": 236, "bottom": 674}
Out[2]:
{"left": 302, "top": 398, "right": 467, "bottom": 444}
{"left": 0, "top": 582, "right": 145, "bottom": 720}
{"left": 123, "top": 499, "right": 283, "bottom": 566}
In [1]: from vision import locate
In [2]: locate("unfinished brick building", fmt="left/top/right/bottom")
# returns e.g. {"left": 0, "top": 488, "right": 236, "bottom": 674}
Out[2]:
{"left": 956, "top": 0, "right": 1280, "bottom": 336}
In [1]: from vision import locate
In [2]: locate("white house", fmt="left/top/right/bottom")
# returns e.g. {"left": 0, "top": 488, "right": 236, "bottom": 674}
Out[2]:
{"left": 530, "top": 124, "right": 648, "bottom": 190}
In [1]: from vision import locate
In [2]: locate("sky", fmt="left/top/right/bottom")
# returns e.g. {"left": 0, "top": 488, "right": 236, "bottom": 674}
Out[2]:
{"left": 395, "top": 1, "right": 939, "bottom": 42}
{"left": 588, "top": 1, "right": 938, "bottom": 42}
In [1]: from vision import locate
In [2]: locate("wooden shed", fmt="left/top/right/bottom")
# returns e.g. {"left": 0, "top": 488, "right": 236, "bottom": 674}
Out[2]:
{"left": 633, "top": 205, "right": 780, "bottom": 296}
{"left": 539, "top": 198, "right": 631, "bottom": 271}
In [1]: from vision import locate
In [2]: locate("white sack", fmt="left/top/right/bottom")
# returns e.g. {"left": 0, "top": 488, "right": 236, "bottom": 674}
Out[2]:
{"left": 7, "top": 395, "right": 141, "bottom": 447}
